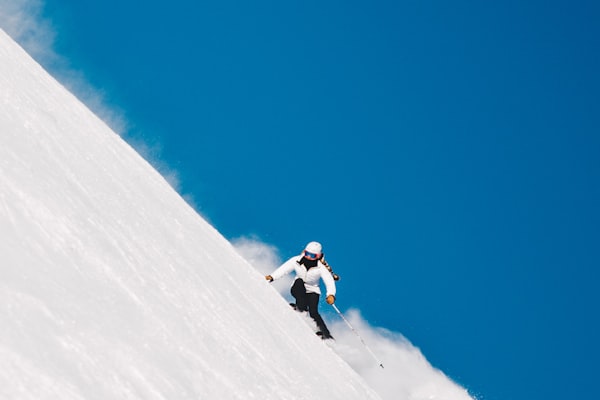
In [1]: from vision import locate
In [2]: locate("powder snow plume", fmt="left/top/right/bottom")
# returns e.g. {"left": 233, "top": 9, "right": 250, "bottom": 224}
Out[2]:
{"left": 234, "top": 237, "right": 475, "bottom": 400}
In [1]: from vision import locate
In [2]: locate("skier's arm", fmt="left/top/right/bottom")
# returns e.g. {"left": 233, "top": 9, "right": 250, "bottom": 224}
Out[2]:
{"left": 320, "top": 266, "right": 336, "bottom": 298}
{"left": 268, "top": 257, "right": 297, "bottom": 281}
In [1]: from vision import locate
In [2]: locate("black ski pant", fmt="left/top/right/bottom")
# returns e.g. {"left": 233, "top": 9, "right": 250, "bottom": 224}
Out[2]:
{"left": 291, "top": 278, "right": 330, "bottom": 336}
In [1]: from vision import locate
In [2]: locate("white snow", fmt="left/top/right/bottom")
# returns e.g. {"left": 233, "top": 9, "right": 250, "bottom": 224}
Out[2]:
{"left": 0, "top": 28, "right": 473, "bottom": 400}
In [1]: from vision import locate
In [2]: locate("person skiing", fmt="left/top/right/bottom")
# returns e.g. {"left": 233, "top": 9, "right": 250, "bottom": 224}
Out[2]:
{"left": 265, "top": 241, "right": 337, "bottom": 339}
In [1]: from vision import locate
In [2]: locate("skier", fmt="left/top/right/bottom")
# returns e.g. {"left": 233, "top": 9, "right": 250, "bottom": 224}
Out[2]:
{"left": 265, "top": 241, "right": 337, "bottom": 339}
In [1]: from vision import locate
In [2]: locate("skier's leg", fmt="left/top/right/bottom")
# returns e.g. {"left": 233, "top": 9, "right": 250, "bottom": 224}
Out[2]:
{"left": 291, "top": 279, "right": 308, "bottom": 312}
{"left": 307, "top": 293, "right": 332, "bottom": 338}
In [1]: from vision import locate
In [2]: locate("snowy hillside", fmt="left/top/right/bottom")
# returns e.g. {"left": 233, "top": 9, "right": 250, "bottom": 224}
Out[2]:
{"left": 0, "top": 27, "right": 473, "bottom": 400}
{"left": 0, "top": 28, "right": 381, "bottom": 400}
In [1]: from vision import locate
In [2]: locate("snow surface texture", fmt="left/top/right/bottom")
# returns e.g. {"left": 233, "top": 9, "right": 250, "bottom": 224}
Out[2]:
{"left": 0, "top": 28, "right": 473, "bottom": 400}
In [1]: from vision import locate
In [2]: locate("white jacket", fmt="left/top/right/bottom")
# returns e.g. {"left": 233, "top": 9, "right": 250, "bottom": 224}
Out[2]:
{"left": 271, "top": 255, "right": 336, "bottom": 296}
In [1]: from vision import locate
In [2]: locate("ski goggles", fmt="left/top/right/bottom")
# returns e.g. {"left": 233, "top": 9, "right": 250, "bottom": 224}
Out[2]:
{"left": 304, "top": 251, "right": 321, "bottom": 260}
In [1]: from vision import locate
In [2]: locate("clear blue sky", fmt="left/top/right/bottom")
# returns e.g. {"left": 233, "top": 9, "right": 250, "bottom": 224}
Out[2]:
{"left": 38, "top": 1, "right": 599, "bottom": 399}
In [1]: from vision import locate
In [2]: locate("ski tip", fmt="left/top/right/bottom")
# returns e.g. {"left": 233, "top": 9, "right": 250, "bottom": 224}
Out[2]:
{"left": 316, "top": 331, "right": 335, "bottom": 340}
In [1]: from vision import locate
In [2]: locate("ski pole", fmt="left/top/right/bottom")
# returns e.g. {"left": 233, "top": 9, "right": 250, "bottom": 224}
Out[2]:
{"left": 331, "top": 304, "right": 384, "bottom": 369}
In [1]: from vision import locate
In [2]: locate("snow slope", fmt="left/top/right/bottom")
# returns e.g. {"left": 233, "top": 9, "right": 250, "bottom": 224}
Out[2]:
{"left": 0, "top": 28, "right": 381, "bottom": 400}
{"left": 0, "top": 27, "right": 475, "bottom": 400}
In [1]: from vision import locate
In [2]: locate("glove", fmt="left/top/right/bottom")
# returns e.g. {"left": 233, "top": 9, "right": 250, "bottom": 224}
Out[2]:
{"left": 265, "top": 275, "right": 273, "bottom": 282}
{"left": 326, "top": 295, "right": 335, "bottom": 305}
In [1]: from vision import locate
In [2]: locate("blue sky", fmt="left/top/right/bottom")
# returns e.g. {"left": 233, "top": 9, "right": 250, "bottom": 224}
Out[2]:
{"left": 5, "top": 1, "right": 600, "bottom": 399}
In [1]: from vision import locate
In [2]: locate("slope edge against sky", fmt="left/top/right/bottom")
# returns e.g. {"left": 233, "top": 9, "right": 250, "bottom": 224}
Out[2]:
{"left": 0, "top": 28, "right": 383, "bottom": 400}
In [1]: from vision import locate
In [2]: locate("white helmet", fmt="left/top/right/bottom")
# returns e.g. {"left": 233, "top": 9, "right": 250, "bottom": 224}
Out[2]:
{"left": 304, "top": 241, "right": 323, "bottom": 260}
